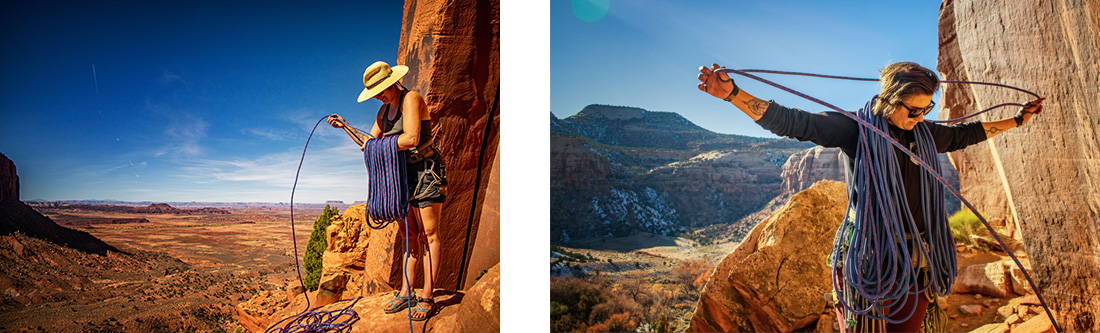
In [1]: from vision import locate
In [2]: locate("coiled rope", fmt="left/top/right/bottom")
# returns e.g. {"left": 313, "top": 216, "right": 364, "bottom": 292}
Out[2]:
{"left": 266, "top": 115, "right": 416, "bottom": 333}
{"left": 833, "top": 99, "right": 955, "bottom": 327}
{"left": 715, "top": 68, "right": 1061, "bottom": 333}
{"left": 364, "top": 135, "right": 410, "bottom": 227}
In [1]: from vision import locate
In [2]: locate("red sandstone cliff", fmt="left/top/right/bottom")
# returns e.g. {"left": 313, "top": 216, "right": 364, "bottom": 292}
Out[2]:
{"left": 395, "top": 0, "right": 500, "bottom": 292}
{"left": 938, "top": 0, "right": 1100, "bottom": 330}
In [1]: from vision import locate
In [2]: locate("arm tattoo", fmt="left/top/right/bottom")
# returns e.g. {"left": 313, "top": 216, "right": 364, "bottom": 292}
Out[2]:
{"left": 745, "top": 99, "right": 770, "bottom": 118}
{"left": 985, "top": 126, "right": 1005, "bottom": 137}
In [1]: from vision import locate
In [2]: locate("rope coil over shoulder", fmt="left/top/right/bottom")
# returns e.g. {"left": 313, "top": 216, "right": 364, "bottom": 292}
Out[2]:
{"left": 716, "top": 68, "right": 1061, "bottom": 333}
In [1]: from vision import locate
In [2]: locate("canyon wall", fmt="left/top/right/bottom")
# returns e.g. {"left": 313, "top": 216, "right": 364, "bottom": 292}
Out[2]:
{"left": 394, "top": 0, "right": 500, "bottom": 291}
{"left": 938, "top": 0, "right": 1100, "bottom": 330}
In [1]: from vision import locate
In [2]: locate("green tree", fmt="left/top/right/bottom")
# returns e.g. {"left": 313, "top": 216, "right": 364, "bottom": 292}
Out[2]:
{"left": 303, "top": 205, "right": 339, "bottom": 290}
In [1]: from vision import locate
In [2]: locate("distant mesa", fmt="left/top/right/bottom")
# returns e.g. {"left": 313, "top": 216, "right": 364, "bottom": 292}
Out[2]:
{"left": 0, "top": 152, "right": 120, "bottom": 256}
{"left": 551, "top": 104, "right": 812, "bottom": 243}
{"left": 28, "top": 202, "right": 231, "bottom": 215}
{"left": 1, "top": 153, "right": 18, "bottom": 201}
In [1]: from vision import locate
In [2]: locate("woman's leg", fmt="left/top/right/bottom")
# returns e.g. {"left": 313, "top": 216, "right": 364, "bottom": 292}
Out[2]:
{"left": 884, "top": 291, "right": 929, "bottom": 332}
{"left": 386, "top": 211, "right": 422, "bottom": 313}
{"left": 412, "top": 203, "right": 442, "bottom": 319}
{"left": 399, "top": 209, "right": 423, "bottom": 298}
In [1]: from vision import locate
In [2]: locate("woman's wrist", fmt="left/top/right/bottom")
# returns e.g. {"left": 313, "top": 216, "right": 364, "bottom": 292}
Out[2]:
{"left": 722, "top": 82, "right": 740, "bottom": 102}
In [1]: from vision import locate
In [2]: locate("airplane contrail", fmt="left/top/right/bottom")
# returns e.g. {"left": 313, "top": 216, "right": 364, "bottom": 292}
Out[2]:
{"left": 91, "top": 64, "right": 100, "bottom": 95}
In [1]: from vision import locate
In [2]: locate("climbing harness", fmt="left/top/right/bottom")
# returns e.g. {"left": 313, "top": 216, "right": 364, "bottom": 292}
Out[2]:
{"left": 266, "top": 115, "right": 419, "bottom": 333}
{"left": 716, "top": 68, "right": 1061, "bottom": 333}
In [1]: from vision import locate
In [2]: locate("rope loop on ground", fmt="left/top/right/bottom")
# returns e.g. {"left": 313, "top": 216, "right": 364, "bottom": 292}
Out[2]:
{"left": 267, "top": 115, "right": 416, "bottom": 333}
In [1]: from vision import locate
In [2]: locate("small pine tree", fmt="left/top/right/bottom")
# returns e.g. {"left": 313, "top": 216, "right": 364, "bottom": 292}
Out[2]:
{"left": 303, "top": 205, "right": 339, "bottom": 291}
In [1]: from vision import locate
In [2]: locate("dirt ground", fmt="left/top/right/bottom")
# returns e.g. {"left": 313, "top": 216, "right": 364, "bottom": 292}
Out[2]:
{"left": 0, "top": 206, "right": 324, "bottom": 332}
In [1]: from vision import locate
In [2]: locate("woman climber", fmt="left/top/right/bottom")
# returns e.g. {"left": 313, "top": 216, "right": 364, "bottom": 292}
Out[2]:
{"left": 697, "top": 62, "right": 1042, "bottom": 332}
{"left": 328, "top": 61, "right": 448, "bottom": 321}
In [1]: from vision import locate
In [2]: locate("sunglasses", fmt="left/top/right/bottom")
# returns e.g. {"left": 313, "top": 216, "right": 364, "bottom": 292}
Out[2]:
{"left": 898, "top": 100, "right": 936, "bottom": 118}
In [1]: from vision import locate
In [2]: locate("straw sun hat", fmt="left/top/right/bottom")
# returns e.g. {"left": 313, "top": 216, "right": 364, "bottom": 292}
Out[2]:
{"left": 357, "top": 61, "right": 409, "bottom": 103}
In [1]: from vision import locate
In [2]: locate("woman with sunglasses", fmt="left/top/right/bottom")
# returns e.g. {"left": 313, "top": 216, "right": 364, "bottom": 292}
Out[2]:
{"left": 696, "top": 61, "right": 1041, "bottom": 331}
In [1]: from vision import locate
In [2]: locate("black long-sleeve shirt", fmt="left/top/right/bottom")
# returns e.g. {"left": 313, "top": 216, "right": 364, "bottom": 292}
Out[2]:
{"left": 755, "top": 101, "right": 988, "bottom": 236}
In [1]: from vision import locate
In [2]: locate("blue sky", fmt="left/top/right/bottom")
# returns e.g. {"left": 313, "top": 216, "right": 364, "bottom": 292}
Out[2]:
{"left": 1, "top": 1, "right": 404, "bottom": 202}
{"left": 552, "top": 0, "right": 941, "bottom": 137}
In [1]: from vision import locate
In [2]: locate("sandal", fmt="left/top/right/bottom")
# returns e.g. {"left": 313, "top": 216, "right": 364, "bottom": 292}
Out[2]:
{"left": 408, "top": 297, "right": 435, "bottom": 321}
{"left": 384, "top": 292, "right": 415, "bottom": 314}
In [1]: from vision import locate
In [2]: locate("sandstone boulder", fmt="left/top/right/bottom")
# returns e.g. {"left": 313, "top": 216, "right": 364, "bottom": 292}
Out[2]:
{"left": 236, "top": 290, "right": 287, "bottom": 332}
{"left": 953, "top": 262, "right": 1010, "bottom": 298}
{"left": 959, "top": 304, "right": 984, "bottom": 315}
{"left": 969, "top": 322, "right": 1009, "bottom": 333}
{"left": 1015, "top": 314, "right": 1054, "bottom": 333}
{"left": 687, "top": 180, "right": 848, "bottom": 332}
{"left": 939, "top": 1, "right": 1100, "bottom": 329}
{"left": 454, "top": 263, "right": 500, "bottom": 332}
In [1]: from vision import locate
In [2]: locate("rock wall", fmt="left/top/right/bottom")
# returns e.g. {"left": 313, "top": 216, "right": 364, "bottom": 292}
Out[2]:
{"left": 463, "top": 149, "right": 499, "bottom": 289}
{"left": 687, "top": 180, "right": 848, "bottom": 332}
{"left": 938, "top": 0, "right": 1100, "bottom": 330}
{"left": 1, "top": 153, "right": 17, "bottom": 201}
{"left": 395, "top": 0, "right": 499, "bottom": 291}
{"left": 778, "top": 147, "right": 845, "bottom": 197}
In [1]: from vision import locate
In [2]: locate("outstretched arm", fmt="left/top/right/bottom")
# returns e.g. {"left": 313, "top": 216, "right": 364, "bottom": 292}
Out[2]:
{"left": 697, "top": 64, "right": 771, "bottom": 120}
{"left": 981, "top": 98, "right": 1044, "bottom": 138}
{"left": 695, "top": 63, "right": 858, "bottom": 149}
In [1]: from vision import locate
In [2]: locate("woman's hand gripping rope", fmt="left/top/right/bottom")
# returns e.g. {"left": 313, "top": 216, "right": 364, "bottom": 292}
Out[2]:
{"left": 328, "top": 113, "right": 375, "bottom": 151}
{"left": 697, "top": 64, "right": 739, "bottom": 102}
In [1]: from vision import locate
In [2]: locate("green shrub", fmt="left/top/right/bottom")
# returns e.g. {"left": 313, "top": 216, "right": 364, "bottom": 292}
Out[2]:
{"left": 948, "top": 208, "right": 983, "bottom": 249}
{"left": 303, "top": 205, "right": 339, "bottom": 290}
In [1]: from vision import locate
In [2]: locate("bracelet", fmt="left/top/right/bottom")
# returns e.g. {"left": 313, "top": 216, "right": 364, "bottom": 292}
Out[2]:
{"left": 1014, "top": 114, "right": 1024, "bottom": 127}
{"left": 723, "top": 83, "right": 740, "bottom": 102}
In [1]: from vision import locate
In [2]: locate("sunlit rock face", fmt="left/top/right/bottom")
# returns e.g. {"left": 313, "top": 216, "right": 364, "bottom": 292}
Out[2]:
{"left": 938, "top": 0, "right": 1100, "bottom": 330}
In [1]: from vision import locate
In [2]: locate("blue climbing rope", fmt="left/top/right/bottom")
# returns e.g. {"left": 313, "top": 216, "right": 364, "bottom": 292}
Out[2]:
{"left": 832, "top": 99, "right": 954, "bottom": 324}
{"left": 716, "top": 68, "right": 1061, "bottom": 333}
{"left": 363, "top": 135, "right": 410, "bottom": 228}
{"left": 266, "top": 116, "right": 362, "bottom": 333}
{"left": 266, "top": 115, "right": 417, "bottom": 333}
{"left": 362, "top": 132, "right": 418, "bottom": 333}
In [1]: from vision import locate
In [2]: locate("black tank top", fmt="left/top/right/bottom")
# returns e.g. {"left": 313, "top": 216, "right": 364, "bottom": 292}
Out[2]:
{"left": 380, "top": 90, "right": 431, "bottom": 144}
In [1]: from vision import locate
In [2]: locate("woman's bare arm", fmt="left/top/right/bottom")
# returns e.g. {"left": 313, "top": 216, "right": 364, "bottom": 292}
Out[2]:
{"left": 981, "top": 98, "right": 1043, "bottom": 138}
{"left": 328, "top": 114, "right": 370, "bottom": 147}
{"left": 396, "top": 91, "right": 425, "bottom": 150}
{"left": 697, "top": 64, "right": 770, "bottom": 121}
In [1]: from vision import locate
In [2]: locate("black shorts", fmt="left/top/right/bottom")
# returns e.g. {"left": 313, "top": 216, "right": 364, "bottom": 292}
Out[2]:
{"left": 406, "top": 152, "right": 447, "bottom": 208}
